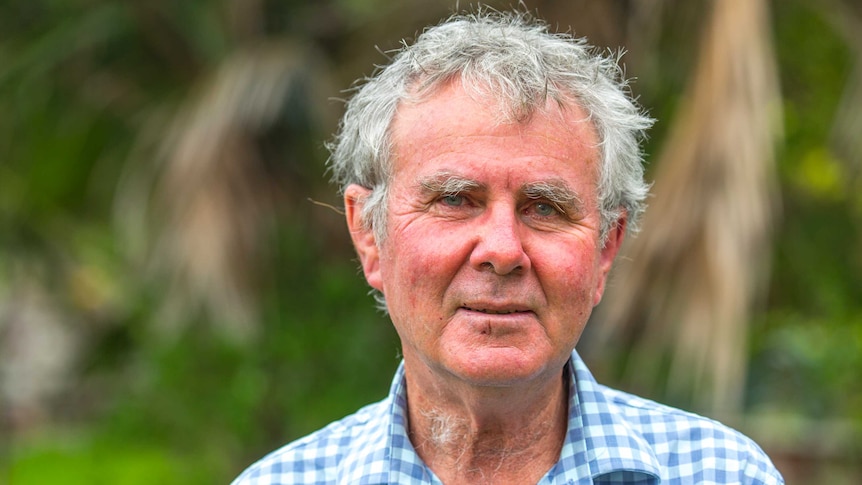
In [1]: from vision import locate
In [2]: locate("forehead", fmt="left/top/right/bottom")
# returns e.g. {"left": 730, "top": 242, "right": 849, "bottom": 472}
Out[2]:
{"left": 389, "top": 81, "right": 600, "bottom": 181}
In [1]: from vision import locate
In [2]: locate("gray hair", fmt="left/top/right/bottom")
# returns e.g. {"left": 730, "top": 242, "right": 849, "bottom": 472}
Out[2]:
{"left": 328, "top": 11, "right": 653, "bottom": 243}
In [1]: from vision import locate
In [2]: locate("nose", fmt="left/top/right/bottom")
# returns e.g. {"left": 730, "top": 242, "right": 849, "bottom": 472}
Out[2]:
{"left": 469, "top": 207, "right": 531, "bottom": 275}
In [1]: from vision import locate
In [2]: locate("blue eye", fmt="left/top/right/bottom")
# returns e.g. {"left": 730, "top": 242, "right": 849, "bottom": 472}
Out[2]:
{"left": 534, "top": 202, "right": 556, "bottom": 216}
{"left": 441, "top": 194, "right": 465, "bottom": 206}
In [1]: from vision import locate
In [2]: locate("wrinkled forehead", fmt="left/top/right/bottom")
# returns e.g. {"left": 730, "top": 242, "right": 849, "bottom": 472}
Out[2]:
{"left": 391, "top": 78, "right": 600, "bottom": 165}
{"left": 388, "top": 79, "right": 602, "bottom": 194}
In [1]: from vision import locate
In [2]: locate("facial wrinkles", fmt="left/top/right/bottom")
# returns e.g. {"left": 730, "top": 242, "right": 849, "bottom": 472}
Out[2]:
{"left": 387, "top": 87, "right": 604, "bottom": 299}
{"left": 423, "top": 136, "right": 570, "bottom": 171}
{"left": 522, "top": 180, "right": 585, "bottom": 221}
{"left": 406, "top": 167, "right": 599, "bottom": 282}
{"left": 433, "top": 187, "right": 542, "bottom": 318}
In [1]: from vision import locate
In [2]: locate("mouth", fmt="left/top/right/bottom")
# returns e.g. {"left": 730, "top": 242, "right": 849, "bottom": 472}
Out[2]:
{"left": 461, "top": 305, "right": 531, "bottom": 315}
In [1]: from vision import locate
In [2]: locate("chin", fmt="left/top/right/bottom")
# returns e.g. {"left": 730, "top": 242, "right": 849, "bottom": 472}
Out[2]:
{"left": 446, "top": 349, "right": 556, "bottom": 387}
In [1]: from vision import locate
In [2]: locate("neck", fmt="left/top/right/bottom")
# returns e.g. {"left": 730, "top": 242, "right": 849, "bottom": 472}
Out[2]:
{"left": 404, "top": 364, "right": 569, "bottom": 485}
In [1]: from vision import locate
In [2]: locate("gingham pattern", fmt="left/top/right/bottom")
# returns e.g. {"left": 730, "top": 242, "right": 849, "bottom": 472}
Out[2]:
{"left": 232, "top": 351, "right": 784, "bottom": 484}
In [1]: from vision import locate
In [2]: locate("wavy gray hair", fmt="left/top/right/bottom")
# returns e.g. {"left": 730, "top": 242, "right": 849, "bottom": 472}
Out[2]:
{"left": 328, "top": 11, "right": 653, "bottom": 244}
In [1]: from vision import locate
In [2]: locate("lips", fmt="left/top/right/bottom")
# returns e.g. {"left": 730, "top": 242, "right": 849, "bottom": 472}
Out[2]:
{"left": 461, "top": 305, "right": 530, "bottom": 315}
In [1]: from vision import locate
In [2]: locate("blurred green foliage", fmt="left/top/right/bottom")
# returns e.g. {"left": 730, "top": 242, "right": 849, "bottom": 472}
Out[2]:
{"left": 2, "top": 0, "right": 861, "bottom": 483}
{"left": 746, "top": 0, "right": 862, "bottom": 425}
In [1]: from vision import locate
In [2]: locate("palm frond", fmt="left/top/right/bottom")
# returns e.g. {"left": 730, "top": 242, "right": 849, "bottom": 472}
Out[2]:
{"left": 594, "top": 0, "right": 782, "bottom": 415}
{"left": 825, "top": 0, "right": 862, "bottom": 182}
{"left": 117, "top": 41, "right": 333, "bottom": 340}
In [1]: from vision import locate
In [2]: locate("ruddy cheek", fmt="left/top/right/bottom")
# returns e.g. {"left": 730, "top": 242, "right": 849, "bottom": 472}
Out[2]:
{"left": 552, "top": 260, "right": 595, "bottom": 301}
{"left": 407, "top": 257, "right": 440, "bottom": 291}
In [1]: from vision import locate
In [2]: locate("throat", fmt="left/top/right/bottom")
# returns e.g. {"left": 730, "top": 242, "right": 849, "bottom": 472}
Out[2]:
{"left": 405, "top": 384, "right": 569, "bottom": 484}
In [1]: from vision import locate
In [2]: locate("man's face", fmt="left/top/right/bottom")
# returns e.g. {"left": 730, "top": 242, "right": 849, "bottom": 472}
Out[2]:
{"left": 346, "top": 81, "right": 625, "bottom": 388}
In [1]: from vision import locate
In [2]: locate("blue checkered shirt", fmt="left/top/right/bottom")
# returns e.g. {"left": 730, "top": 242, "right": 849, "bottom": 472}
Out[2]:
{"left": 232, "top": 351, "right": 783, "bottom": 484}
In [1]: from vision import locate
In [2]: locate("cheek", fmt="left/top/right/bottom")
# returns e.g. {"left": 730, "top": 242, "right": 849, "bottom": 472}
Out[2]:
{"left": 379, "top": 235, "right": 457, "bottom": 347}
{"left": 379, "top": 227, "right": 462, "bottom": 305}
{"left": 543, "top": 255, "right": 597, "bottom": 342}
{"left": 537, "top": 244, "right": 601, "bottom": 302}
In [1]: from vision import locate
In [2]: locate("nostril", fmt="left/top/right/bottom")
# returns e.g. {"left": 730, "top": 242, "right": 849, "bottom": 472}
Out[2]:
{"left": 479, "top": 260, "right": 524, "bottom": 275}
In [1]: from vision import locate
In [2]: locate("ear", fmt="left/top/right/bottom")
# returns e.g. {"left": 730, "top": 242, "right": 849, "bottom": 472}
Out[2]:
{"left": 593, "top": 214, "right": 627, "bottom": 307}
{"left": 344, "top": 184, "right": 383, "bottom": 292}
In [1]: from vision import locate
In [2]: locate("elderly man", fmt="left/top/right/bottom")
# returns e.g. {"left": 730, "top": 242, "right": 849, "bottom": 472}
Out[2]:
{"left": 233, "top": 11, "right": 783, "bottom": 485}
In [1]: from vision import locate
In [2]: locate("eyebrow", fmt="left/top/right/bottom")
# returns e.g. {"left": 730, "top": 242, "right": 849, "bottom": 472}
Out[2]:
{"left": 522, "top": 180, "right": 585, "bottom": 215}
{"left": 417, "top": 172, "right": 586, "bottom": 215}
{"left": 418, "top": 172, "right": 484, "bottom": 195}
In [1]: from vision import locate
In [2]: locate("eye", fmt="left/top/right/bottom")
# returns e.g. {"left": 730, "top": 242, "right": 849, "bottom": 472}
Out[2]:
{"left": 533, "top": 202, "right": 557, "bottom": 217}
{"left": 440, "top": 194, "right": 465, "bottom": 207}
{"left": 524, "top": 201, "right": 562, "bottom": 218}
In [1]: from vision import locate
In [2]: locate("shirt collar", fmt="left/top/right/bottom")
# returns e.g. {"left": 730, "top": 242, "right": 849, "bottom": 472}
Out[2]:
{"left": 358, "top": 352, "right": 661, "bottom": 484}
{"left": 386, "top": 364, "right": 441, "bottom": 483}
{"left": 551, "top": 350, "right": 661, "bottom": 483}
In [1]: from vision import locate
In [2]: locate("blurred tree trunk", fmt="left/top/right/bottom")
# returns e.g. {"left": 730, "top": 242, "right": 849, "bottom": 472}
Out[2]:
{"left": 118, "top": 39, "right": 336, "bottom": 340}
{"left": 591, "top": 0, "right": 782, "bottom": 416}
{"left": 825, "top": 0, "right": 862, "bottom": 183}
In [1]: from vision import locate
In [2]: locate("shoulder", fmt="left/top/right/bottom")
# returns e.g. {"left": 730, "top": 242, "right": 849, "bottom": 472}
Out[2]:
{"left": 231, "top": 400, "right": 390, "bottom": 485}
{"left": 598, "top": 385, "right": 784, "bottom": 484}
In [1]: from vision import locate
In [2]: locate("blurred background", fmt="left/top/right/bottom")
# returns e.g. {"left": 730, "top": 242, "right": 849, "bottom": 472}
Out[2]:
{"left": 1, "top": 0, "right": 860, "bottom": 483}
